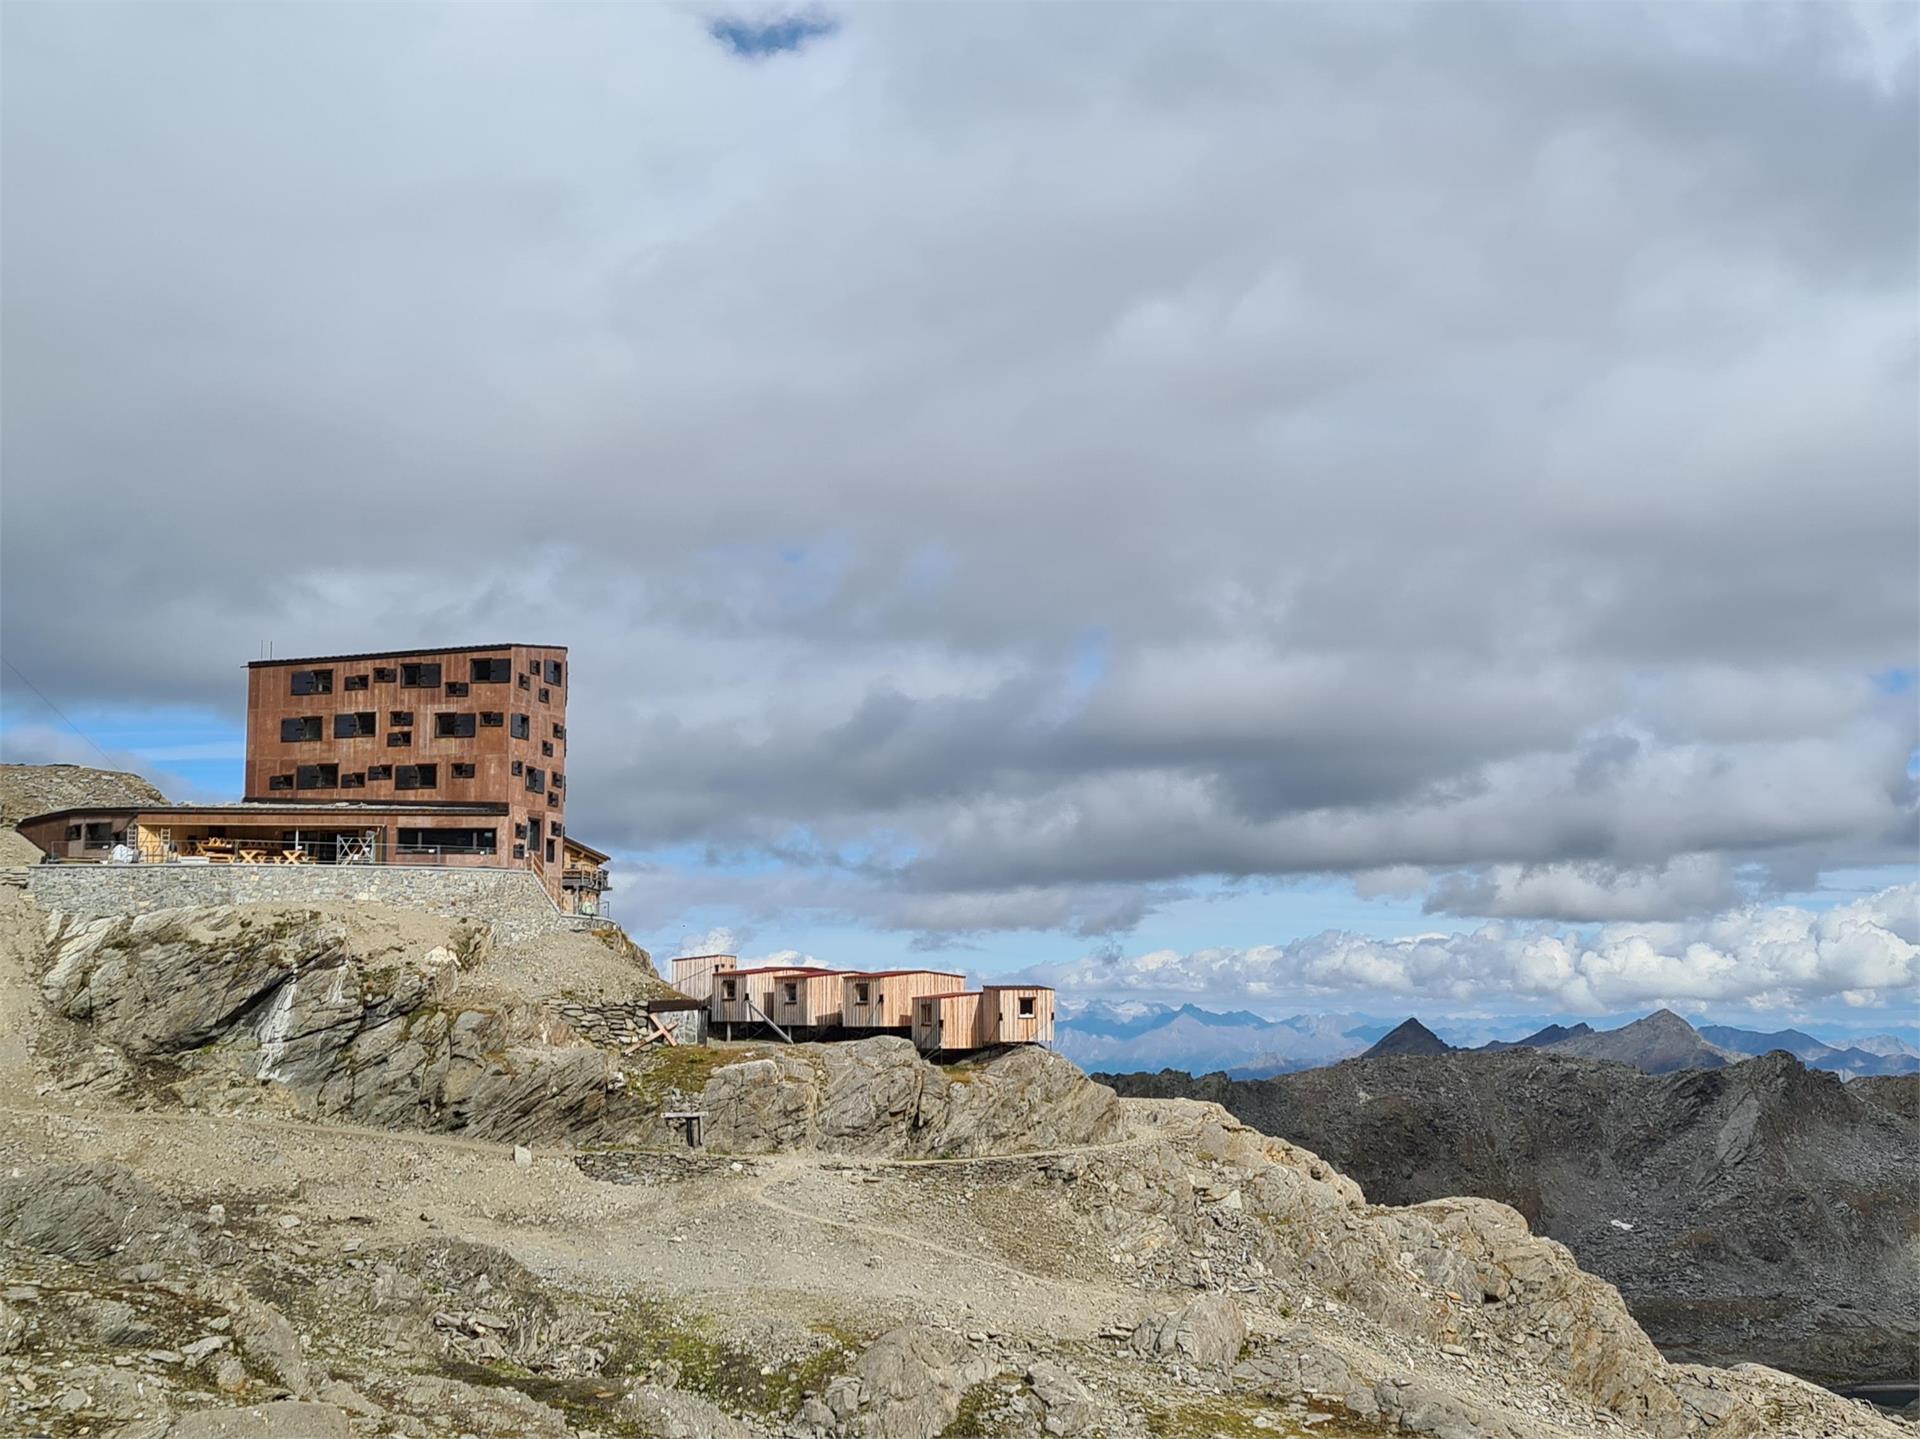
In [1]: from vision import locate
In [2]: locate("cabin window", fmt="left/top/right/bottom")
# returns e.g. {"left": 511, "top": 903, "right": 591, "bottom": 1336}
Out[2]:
{"left": 373, "top": 666, "right": 397, "bottom": 682}
{"left": 65, "top": 824, "right": 81, "bottom": 840}
{"left": 545, "top": 659, "right": 564, "bottom": 686}
{"left": 854, "top": 983, "right": 870, "bottom": 1004}
{"left": 525, "top": 767, "right": 545, "bottom": 794}
{"left": 510, "top": 714, "right": 530, "bottom": 739}
{"left": 783, "top": 983, "right": 798, "bottom": 1004}
{"left": 334, "top": 712, "right": 375, "bottom": 738}
{"left": 1018, "top": 996, "right": 1036, "bottom": 1017}
{"left": 721, "top": 979, "right": 738, "bottom": 1000}
{"left": 452, "top": 762, "right": 475, "bottom": 779}
{"left": 480, "top": 711, "right": 503, "bottom": 728}
{"left": 434, "top": 712, "right": 476, "bottom": 739}
{"left": 513, "top": 822, "right": 527, "bottom": 839}
{"left": 268, "top": 774, "right": 293, "bottom": 791}
{"left": 471, "top": 658, "right": 512, "bottom": 683}
{"left": 389, "top": 710, "right": 413, "bottom": 727}
{"left": 547, "top": 791, "right": 560, "bottom": 808}
{"left": 510, "top": 760, "right": 523, "bottom": 777}
{"left": 387, "top": 731, "right": 412, "bottom": 747}
{"left": 366, "top": 765, "right": 392, "bottom": 781}
{"left": 340, "top": 771, "right": 366, "bottom": 789}
{"left": 513, "top": 844, "right": 525, "bottom": 859}
{"left": 83, "top": 822, "right": 112, "bottom": 847}
{"left": 546, "top": 838, "right": 556, "bottom": 863}
{"left": 343, "top": 673, "right": 369, "bottom": 692}
{"left": 538, "top": 687, "right": 550, "bottom": 703}
{"left": 517, "top": 673, "right": 530, "bottom": 691}
{"left": 281, "top": 716, "right": 322, "bottom": 742}
{"left": 551, "top": 773, "right": 564, "bottom": 790}
{"left": 552, "top": 722, "right": 566, "bottom": 740}
{"left": 296, "top": 763, "right": 338, "bottom": 790}
{"left": 541, "top": 740, "right": 553, "bottom": 756}
{"left": 394, "top": 764, "right": 438, "bottom": 790}
{"left": 445, "top": 681, "right": 470, "bottom": 697}
{"left": 400, "top": 662, "right": 441, "bottom": 688}
{"left": 289, "top": 668, "right": 333, "bottom": 696}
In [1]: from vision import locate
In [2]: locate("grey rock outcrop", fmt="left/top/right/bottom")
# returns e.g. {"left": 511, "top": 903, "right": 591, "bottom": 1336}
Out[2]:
{"left": 39, "top": 906, "right": 616, "bottom": 1143}
{"left": 794, "top": 1325, "right": 993, "bottom": 1439}
{"left": 1103, "top": 1048, "right": 1918, "bottom": 1382}
{"left": 1129, "top": 1293, "right": 1246, "bottom": 1373}
{"left": 698, "top": 1037, "right": 1122, "bottom": 1157}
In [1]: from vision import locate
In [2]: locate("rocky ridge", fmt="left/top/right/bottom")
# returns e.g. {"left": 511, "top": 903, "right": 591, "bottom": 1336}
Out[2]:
{"left": 0, "top": 886, "right": 1902, "bottom": 1438}
{"left": 1100, "top": 1046, "right": 1919, "bottom": 1385}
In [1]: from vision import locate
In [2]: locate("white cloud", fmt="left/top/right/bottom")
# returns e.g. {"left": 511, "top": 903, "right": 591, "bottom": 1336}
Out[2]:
{"left": 1024, "top": 884, "right": 1920, "bottom": 1016}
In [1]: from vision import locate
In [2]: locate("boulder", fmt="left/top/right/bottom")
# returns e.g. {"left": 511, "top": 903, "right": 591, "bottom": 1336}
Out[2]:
{"left": 0, "top": 1161, "right": 204, "bottom": 1268}
{"left": 793, "top": 1325, "right": 990, "bottom": 1439}
{"left": 1129, "top": 1293, "right": 1245, "bottom": 1373}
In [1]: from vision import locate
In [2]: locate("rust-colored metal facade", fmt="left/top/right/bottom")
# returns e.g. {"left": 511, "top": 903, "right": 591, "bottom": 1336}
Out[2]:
{"left": 244, "top": 644, "right": 571, "bottom": 900}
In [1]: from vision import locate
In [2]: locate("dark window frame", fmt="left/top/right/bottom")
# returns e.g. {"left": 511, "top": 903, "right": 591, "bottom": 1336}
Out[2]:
{"left": 296, "top": 763, "right": 339, "bottom": 790}
{"left": 434, "top": 712, "right": 477, "bottom": 739}
{"left": 510, "top": 713, "right": 530, "bottom": 739}
{"left": 281, "top": 716, "right": 323, "bottom": 742}
{"left": 393, "top": 763, "right": 439, "bottom": 791}
{"left": 334, "top": 712, "right": 376, "bottom": 739}
{"left": 400, "top": 662, "right": 442, "bottom": 689}
{"left": 289, "top": 668, "right": 333, "bottom": 696}
{"left": 470, "top": 657, "right": 512, "bottom": 683}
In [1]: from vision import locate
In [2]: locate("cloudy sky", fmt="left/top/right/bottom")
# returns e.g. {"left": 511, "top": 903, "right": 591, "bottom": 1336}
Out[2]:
{"left": 2, "top": 3, "right": 1915, "bottom": 1034}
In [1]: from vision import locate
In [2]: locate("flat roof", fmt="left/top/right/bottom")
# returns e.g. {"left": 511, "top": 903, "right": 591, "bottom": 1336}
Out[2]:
{"left": 247, "top": 643, "right": 567, "bottom": 669}
{"left": 20, "top": 801, "right": 509, "bottom": 825}
{"left": 848, "top": 969, "right": 968, "bottom": 979}
{"left": 982, "top": 983, "right": 1054, "bottom": 993}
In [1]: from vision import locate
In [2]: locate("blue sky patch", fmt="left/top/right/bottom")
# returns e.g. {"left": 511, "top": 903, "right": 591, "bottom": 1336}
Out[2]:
{"left": 708, "top": 12, "right": 838, "bottom": 59}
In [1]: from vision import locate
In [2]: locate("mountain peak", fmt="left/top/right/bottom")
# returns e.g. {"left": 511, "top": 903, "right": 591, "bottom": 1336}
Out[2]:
{"left": 1361, "top": 1017, "right": 1452, "bottom": 1059}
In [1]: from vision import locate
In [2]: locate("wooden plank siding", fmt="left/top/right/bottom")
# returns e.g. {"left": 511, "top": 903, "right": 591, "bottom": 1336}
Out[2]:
{"left": 978, "top": 985, "right": 1056, "bottom": 1046}
{"left": 709, "top": 966, "right": 819, "bottom": 1027}
{"left": 766, "top": 970, "right": 849, "bottom": 1031}
{"left": 670, "top": 954, "right": 737, "bottom": 1002}
{"left": 840, "top": 970, "right": 967, "bottom": 1032}
{"left": 910, "top": 992, "right": 982, "bottom": 1053}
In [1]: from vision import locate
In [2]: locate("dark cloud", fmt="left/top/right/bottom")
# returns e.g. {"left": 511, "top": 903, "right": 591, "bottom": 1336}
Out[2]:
{"left": 2, "top": 3, "right": 1913, "bottom": 938}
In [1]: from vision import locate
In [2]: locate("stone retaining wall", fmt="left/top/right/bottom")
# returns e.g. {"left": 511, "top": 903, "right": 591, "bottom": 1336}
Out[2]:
{"left": 15, "top": 863, "right": 598, "bottom": 947}
{"left": 549, "top": 999, "right": 706, "bottom": 1050}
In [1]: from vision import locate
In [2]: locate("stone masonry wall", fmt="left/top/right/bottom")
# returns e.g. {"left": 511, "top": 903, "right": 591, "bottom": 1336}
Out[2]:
{"left": 16, "top": 863, "right": 598, "bottom": 947}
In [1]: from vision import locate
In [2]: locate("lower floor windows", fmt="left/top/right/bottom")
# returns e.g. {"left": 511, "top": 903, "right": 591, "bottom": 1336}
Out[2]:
{"left": 296, "top": 764, "right": 339, "bottom": 790}
{"left": 397, "top": 827, "right": 496, "bottom": 856}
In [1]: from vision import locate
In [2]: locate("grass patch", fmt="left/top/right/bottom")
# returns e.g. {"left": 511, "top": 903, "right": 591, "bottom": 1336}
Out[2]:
{"left": 937, "top": 1375, "right": 1030, "bottom": 1437}
{"left": 1146, "top": 1395, "right": 1395, "bottom": 1438}
{"left": 623, "top": 1046, "right": 740, "bottom": 1112}
{"left": 601, "top": 1298, "right": 855, "bottom": 1417}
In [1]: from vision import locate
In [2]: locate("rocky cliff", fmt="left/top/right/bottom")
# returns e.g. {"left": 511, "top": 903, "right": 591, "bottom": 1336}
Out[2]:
{"left": 1100, "top": 1047, "right": 1918, "bottom": 1384}
{"left": 0, "top": 888, "right": 1902, "bottom": 1438}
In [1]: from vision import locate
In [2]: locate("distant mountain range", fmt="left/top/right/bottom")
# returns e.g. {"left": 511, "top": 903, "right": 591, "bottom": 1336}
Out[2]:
{"left": 1059, "top": 999, "right": 1920, "bottom": 1080}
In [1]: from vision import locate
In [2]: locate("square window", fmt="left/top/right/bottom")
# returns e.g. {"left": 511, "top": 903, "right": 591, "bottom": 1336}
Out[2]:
{"left": 373, "top": 666, "right": 397, "bottom": 682}
{"left": 525, "top": 767, "right": 545, "bottom": 793}
{"left": 394, "top": 764, "right": 438, "bottom": 791}
{"left": 296, "top": 763, "right": 339, "bottom": 790}
{"left": 400, "top": 662, "right": 441, "bottom": 688}
{"left": 551, "top": 772, "right": 565, "bottom": 789}
{"left": 340, "top": 771, "right": 366, "bottom": 789}
{"left": 783, "top": 983, "right": 798, "bottom": 1004}
{"left": 1018, "top": 996, "right": 1036, "bottom": 1017}
{"left": 510, "top": 714, "right": 530, "bottom": 739}
{"left": 344, "top": 673, "right": 369, "bottom": 692}
{"left": 545, "top": 659, "right": 563, "bottom": 686}
{"left": 541, "top": 740, "right": 553, "bottom": 757}
{"left": 547, "top": 791, "right": 560, "bottom": 807}
{"left": 471, "top": 657, "right": 512, "bottom": 683}
{"left": 389, "top": 709, "right": 414, "bottom": 727}
{"left": 538, "top": 687, "right": 550, "bottom": 703}
{"left": 268, "top": 775, "right": 293, "bottom": 791}
{"left": 452, "top": 763, "right": 475, "bottom": 779}
{"left": 281, "top": 716, "right": 322, "bottom": 742}
{"left": 366, "top": 765, "right": 392, "bottom": 781}
{"left": 446, "top": 680, "right": 470, "bottom": 697}
{"left": 334, "top": 712, "right": 376, "bottom": 739}
{"left": 289, "top": 668, "right": 333, "bottom": 696}
{"left": 552, "top": 723, "right": 566, "bottom": 740}
{"left": 480, "top": 711, "right": 503, "bottom": 728}
{"left": 510, "top": 759, "right": 524, "bottom": 776}
{"left": 65, "top": 824, "right": 81, "bottom": 840}
{"left": 434, "top": 712, "right": 477, "bottom": 739}
{"left": 513, "top": 843, "right": 526, "bottom": 859}
{"left": 513, "top": 822, "right": 527, "bottom": 839}
{"left": 855, "top": 983, "right": 870, "bottom": 1004}
{"left": 517, "top": 673, "right": 530, "bottom": 691}
{"left": 387, "top": 731, "right": 412, "bottom": 748}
